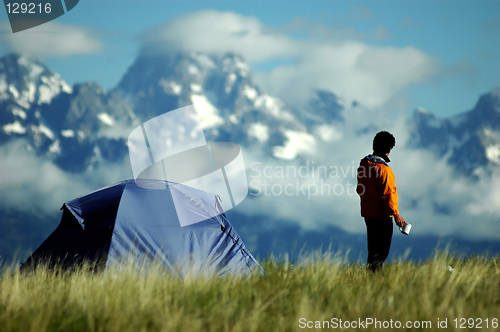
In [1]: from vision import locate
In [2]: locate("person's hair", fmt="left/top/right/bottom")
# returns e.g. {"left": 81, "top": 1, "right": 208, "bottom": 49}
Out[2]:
{"left": 373, "top": 131, "right": 395, "bottom": 155}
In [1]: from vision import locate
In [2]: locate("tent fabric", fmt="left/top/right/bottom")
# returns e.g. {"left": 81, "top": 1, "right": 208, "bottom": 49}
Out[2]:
{"left": 22, "top": 179, "right": 263, "bottom": 277}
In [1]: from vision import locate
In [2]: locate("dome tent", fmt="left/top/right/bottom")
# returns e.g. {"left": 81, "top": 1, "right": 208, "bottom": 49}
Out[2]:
{"left": 21, "top": 179, "right": 263, "bottom": 277}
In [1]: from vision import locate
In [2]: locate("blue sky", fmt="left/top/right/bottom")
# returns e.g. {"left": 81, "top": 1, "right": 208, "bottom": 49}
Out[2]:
{"left": 0, "top": 0, "right": 499, "bottom": 117}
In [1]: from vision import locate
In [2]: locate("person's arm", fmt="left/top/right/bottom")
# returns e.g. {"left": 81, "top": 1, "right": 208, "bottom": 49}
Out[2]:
{"left": 377, "top": 167, "right": 407, "bottom": 227}
{"left": 377, "top": 166, "right": 404, "bottom": 222}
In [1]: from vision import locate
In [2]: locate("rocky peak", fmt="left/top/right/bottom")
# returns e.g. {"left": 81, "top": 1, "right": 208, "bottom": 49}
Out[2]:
{"left": 0, "top": 53, "right": 71, "bottom": 109}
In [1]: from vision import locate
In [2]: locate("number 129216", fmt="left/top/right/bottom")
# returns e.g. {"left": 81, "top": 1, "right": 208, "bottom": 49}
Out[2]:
{"left": 454, "top": 318, "right": 498, "bottom": 328}
{"left": 5, "top": 3, "right": 52, "bottom": 14}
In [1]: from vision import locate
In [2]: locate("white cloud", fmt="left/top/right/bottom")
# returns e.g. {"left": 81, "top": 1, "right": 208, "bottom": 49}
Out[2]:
{"left": 1, "top": 120, "right": 498, "bottom": 243}
{"left": 139, "top": 11, "right": 295, "bottom": 62}
{"left": 0, "top": 140, "right": 132, "bottom": 213}
{"left": 0, "top": 21, "right": 102, "bottom": 57}
{"left": 255, "top": 43, "right": 438, "bottom": 108}
{"left": 139, "top": 11, "right": 440, "bottom": 108}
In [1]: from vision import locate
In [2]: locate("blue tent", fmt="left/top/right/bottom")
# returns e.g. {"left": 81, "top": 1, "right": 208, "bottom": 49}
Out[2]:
{"left": 22, "top": 179, "right": 263, "bottom": 277}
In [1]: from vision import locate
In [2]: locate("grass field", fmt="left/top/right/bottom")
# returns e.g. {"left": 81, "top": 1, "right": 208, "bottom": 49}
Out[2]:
{"left": 1, "top": 252, "right": 499, "bottom": 331}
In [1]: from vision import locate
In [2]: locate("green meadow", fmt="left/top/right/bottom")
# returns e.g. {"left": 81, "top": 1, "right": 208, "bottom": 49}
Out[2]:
{"left": 1, "top": 253, "right": 499, "bottom": 331}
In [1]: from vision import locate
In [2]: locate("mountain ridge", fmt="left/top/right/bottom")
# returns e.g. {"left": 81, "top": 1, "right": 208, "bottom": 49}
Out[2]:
{"left": 1, "top": 51, "right": 499, "bottom": 174}
{"left": 410, "top": 89, "right": 500, "bottom": 175}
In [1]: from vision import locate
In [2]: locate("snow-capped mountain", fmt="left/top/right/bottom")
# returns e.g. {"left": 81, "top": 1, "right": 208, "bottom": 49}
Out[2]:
{"left": 0, "top": 51, "right": 331, "bottom": 174}
{"left": 0, "top": 53, "right": 71, "bottom": 109}
{"left": 0, "top": 54, "right": 138, "bottom": 172}
{"left": 32, "top": 81, "right": 136, "bottom": 171}
{"left": 0, "top": 54, "right": 71, "bottom": 166}
{"left": 114, "top": 52, "right": 316, "bottom": 160}
{"left": 0, "top": 54, "right": 70, "bottom": 151}
{"left": 410, "top": 89, "right": 500, "bottom": 176}
{"left": 1, "top": 51, "right": 499, "bottom": 177}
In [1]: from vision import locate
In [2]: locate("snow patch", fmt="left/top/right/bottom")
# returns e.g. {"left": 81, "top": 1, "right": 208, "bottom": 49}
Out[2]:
{"left": 483, "top": 128, "right": 493, "bottom": 137}
{"left": 61, "top": 81, "right": 72, "bottom": 94}
{"left": 98, "top": 113, "right": 115, "bottom": 126}
{"left": 159, "top": 79, "right": 182, "bottom": 95}
{"left": 49, "top": 140, "right": 61, "bottom": 154}
{"left": 3, "top": 121, "right": 26, "bottom": 134}
{"left": 248, "top": 123, "right": 269, "bottom": 142}
{"left": 228, "top": 114, "right": 238, "bottom": 124}
{"left": 272, "top": 130, "right": 316, "bottom": 160}
{"left": 191, "top": 94, "right": 224, "bottom": 129}
{"left": 17, "top": 98, "right": 30, "bottom": 109}
{"left": 38, "top": 75, "right": 65, "bottom": 104}
{"left": 38, "top": 124, "right": 55, "bottom": 140}
{"left": 28, "top": 63, "right": 44, "bottom": 79}
{"left": 8, "top": 85, "right": 19, "bottom": 99}
{"left": 38, "top": 85, "right": 54, "bottom": 104}
{"left": 254, "top": 94, "right": 295, "bottom": 122}
{"left": 225, "top": 73, "right": 237, "bottom": 93}
{"left": 243, "top": 85, "right": 258, "bottom": 100}
{"left": 190, "top": 83, "right": 202, "bottom": 93}
{"left": 61, "top": 129, "right": 75, "bottom": 138}
{"left": 485, "top": 145, "right": 500, "bottom": 164}
{"left": 171, "top": 82, "right": 182, "bottom": 94}
{"left": 12, "top": 108, "right": 27, "bottom": 119}
{"left": 27, "top": 82, "right": 36, "bottom": 103}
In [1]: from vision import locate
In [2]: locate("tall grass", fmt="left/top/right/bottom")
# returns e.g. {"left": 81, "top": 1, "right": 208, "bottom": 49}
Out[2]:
{"left": 1, "top": 252, "right": 500, "bottom": 331}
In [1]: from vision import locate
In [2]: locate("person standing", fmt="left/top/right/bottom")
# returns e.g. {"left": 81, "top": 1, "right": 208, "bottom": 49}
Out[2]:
{"left": 356, "top": 131, "right": 406, "bottom": 272}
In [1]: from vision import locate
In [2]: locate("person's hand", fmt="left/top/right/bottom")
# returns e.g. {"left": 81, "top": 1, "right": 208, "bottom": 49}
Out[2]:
{"left": 394, "top": 214, "right": 406, "bottom": 228}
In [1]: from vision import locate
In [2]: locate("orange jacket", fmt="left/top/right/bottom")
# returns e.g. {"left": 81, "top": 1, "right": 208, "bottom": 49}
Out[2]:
{"left": 356, "top": 155, "right": 399, "bottom": 218}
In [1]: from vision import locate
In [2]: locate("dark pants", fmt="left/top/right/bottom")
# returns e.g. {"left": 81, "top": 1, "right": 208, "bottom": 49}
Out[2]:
{"left": 364, "top": 217, "right": 393, "bottom": 272}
